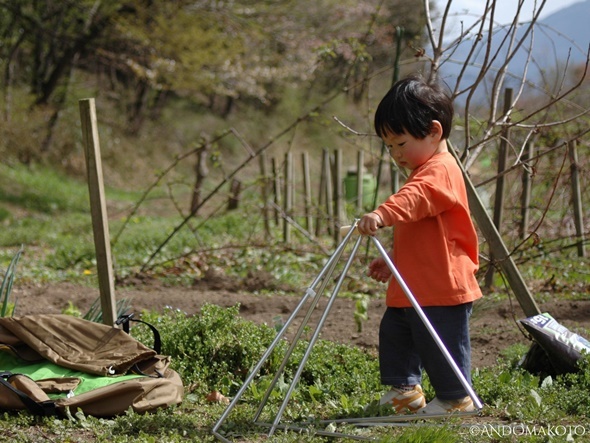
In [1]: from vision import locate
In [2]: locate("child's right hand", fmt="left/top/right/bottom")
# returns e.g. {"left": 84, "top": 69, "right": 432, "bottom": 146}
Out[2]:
{"left": 357, "top": 213, "right": 383, "bottom": 236}
{"left": 367, "top": 257, "right": 392, "bottom": 283}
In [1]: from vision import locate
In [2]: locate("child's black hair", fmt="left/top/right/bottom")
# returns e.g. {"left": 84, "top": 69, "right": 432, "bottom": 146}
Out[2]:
{"left": 374, "top": 74, "right": 453, "bottom": 140}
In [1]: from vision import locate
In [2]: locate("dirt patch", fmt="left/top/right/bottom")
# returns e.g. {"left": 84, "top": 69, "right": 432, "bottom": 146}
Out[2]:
{"left": 11, "top": 275, "right": 590, "bottom": 369}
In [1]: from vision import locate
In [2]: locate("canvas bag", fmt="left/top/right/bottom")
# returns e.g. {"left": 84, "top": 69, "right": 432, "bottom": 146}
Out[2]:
{"left": 0, "top": 314, "right": 183, "bottom": 417}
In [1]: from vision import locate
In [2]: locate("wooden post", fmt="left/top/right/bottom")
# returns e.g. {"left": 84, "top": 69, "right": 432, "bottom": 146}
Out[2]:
{"left": 272, "top": 157, "right": 281, "bottom": 226}
{"left": 301, "top": 152, "right": 313, "bottom": 232}
{"left": 79, "top": 98, "right": 117, "bottom": 327}
{"left": 283, "top": 152, "right": 293, "bottom": 243}
{"left": 315, "top": 151, "right": 327, "bottom": 237}
{"left": 356, "top": 150, "right": 365, "bottom": 213}
{"left": 333, "top": 149, "right": 344, "bottom": 243}
{"left": 315, "top": 149, "right": 329, "bottom": 237}
{"left": 568, "top": 140, "right": 586, "bottom": 257}
{"left": 449, "top": 145, "right": 541, "bottom": 317}
{"left": 259, "top": 153, "right": 271, "bottom": 237}
{"left": 519, "top": 141, "right": 534, "bottom": 239}
{"left": 190, "top": 139, "right": 210, "bottom": 215}
{"left": 391, "top": 164, "right": 400, "bottom": 194}
{"left": 485, "top": 87, "right": 512, "bottom": 288}
{"left": 323, "top": 149, "right": 334, "bottom": 236}
{"left": 227, "top": 179, "right": 241, "bottom": 210}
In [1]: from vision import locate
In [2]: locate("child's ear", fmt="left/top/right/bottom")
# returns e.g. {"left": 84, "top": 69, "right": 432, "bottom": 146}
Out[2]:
{"left": 430, "top": 121, "right": 443, "bottom": 139}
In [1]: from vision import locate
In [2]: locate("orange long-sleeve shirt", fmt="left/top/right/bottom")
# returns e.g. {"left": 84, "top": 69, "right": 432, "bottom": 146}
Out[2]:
{"left": 373, "top": 151, "right": 482, "bottom": 308}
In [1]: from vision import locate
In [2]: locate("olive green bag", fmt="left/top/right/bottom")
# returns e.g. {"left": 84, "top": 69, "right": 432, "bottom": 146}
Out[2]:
{"left": 0, "top": 314, "right": 183, "bottom": 417}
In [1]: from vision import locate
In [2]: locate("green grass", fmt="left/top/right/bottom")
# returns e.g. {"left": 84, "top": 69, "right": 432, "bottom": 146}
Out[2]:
{"left": 0, "top": 162, "right": 355, "bottom": 288}
{"left": 0, "top": 163, "right": 90, "bottom": 214}
{"left": 1, "top": 162, "right": 590, "bottom": 442}
{"left": 2, "top": 306, "right": 590, "bottom": 442}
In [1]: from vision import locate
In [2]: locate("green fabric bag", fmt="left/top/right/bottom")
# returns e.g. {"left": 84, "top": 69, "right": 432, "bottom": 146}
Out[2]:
{"left": 0, "top": 352, "right": 143, "bottom": 399}
{"left": 0, "top": 314, "right": 184, "bottom": 417}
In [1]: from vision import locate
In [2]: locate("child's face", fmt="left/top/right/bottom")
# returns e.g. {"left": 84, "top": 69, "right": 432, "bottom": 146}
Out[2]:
{"left": 381, "top": 124, "right": 444, "bottom": 170}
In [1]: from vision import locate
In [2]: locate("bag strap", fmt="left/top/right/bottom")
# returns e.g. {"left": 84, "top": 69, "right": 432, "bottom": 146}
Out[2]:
{"left": 116, "top": 314, "right": 162, "bottom": 354}
{"left": 0, "top": 372, "right": 57, "bottom": 416}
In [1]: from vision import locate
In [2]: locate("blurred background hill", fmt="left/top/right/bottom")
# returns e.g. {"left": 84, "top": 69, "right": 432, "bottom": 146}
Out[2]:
{"left": 440, "top": 0, "right": 590, "bottom": 105}
{"left": 1, "top": 1, "right": 586, "bottom": 187}
{"left": 0, "top": 0, "right": 428, "bottom": 190}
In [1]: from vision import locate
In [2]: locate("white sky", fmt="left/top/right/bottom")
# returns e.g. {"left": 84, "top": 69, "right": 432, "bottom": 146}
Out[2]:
{"left": 435, "top": 0, "right": 583, "bottom": 36}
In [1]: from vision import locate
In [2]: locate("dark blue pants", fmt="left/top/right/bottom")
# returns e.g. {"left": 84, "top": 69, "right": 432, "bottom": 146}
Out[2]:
{"left": 379, "top": 303, "right": 473, "bottom": 400}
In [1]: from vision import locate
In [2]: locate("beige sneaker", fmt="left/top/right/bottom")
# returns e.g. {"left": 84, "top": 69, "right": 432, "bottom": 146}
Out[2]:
{"left": 379, "top": 384, "right": 426, "bottom": 413}
{"left": 418, "top": 396, "right": 475, "bottom": 414}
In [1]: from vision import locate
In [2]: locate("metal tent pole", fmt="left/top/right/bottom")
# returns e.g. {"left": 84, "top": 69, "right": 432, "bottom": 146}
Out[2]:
{"left": 213, "top": 220, "right": 483, "bottom": 442}
{"left": 252, "top": 228, "right": 353, "bottom": 421}
{"left": 267, "top": 233, "right": 364, "bottom": 436}
{"left": 212, "top": 222, "right": 359, "bottom": 439}
{"left": 370, "top": 235, "right": 483, "bottom": 410}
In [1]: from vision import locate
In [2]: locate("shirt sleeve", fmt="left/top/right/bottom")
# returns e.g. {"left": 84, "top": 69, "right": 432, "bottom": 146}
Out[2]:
{"left": 373, "top": 160, "right": 458, "bottom": 226}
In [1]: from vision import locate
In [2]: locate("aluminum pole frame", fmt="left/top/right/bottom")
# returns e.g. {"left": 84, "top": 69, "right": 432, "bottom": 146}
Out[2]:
{"left": 266, "top": 233, "right": 363, "bottom": 436}
{"left": 213, "top": 221, "right": 482, "bottom": 442}
{"left": 370, "top": 235, "right": 483, "bottom": 410}
{"left": 212, "top": 221, "right": 359, "bottom": 441}
{"left": 251, "top": 231, "right": 353, "bottom": 422}
{"left": 252, "top": 244, "right": 348, "bottom": 421}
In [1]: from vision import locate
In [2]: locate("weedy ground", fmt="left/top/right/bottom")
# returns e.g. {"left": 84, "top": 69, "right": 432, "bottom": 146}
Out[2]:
{"left": 1, "top": 163, "right": 590, "bottom": 442}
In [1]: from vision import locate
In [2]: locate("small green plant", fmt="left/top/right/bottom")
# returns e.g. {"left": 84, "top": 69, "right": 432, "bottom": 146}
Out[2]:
{"left": 61, "top": 301, "right": 82, "bottom": 317}
{"left": 499, "top": 343, "right": 530, "bottom": 368}
{"left": 1, "top": 246, "right": 23, "bottom": 317}
{"left": 353, "top": 293, "right": 369, "bottom": 332}
{"left": 83, "top": 297, "right": 133, "bottom": 323}
{"left": 137, "top": 304, "right": 284, "bottom": 395}
{"left": 542, "top": 355, "right": 590, "bottom": 416}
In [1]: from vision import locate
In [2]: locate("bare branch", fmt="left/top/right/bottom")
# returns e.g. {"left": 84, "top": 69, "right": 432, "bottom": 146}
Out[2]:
{"left": 332, "top": 115, "right": 378, "bottom": 137}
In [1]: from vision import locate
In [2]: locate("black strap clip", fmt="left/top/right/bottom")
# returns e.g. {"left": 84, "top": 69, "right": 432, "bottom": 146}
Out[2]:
{"left": 116, "top": 313, "right": 162, "bottom": 354}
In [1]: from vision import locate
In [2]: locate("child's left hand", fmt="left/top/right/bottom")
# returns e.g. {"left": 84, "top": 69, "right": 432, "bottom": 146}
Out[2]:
{"left": 367, "top": 257, "right": 392, "bottom": 283}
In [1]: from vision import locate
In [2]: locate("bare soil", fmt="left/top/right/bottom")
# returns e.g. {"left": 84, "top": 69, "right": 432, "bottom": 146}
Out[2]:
{"left": 11, "top": 275, "right": 590, "bottom": 369}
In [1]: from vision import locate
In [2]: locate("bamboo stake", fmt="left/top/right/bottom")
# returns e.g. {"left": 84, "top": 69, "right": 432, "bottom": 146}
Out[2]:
{"left": 301, "top": 152, "right": 313, "bottom": 232}
{"left": 485, "top": 88, "right": 512, "bottom": 288}
{"left": 333, "top": 149, "right": 344, "bottom": 244}
{"left": 272, "top": 157, "right": 281, "bottom": 226}
{"left": 283, "top": 152, "right": 293, "bottom": 243}
{"left": 259, "top": 153, "right": 271, "bottom": 237}
{"left": 519, "top": 141, "right": 534, "bottom": 239}
{"left": 323, "top": 149, "right": 334, "bottom": 236}
{"left": 568, "top": 140, "right": 586, "bottom": 257}
{"left": 356, "top": 150, "right": 364, "bottom": 213}
{"left": 315, "top": 150, "right": 327, "bottom": 237}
